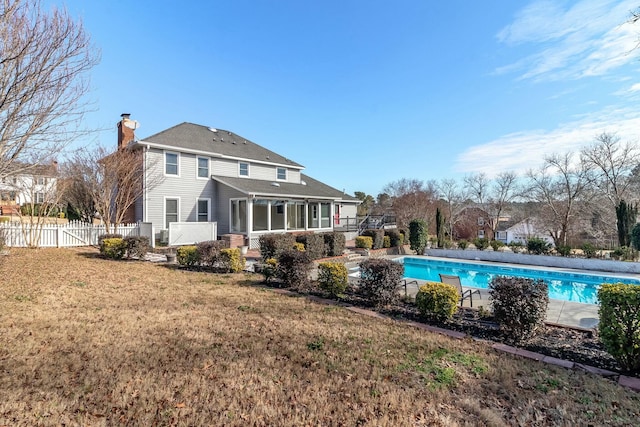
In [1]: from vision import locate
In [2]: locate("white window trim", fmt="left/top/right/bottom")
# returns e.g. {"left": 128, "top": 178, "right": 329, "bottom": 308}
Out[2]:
{"left": 164, "top": 196, "right": 180, "bottom": 229}
{"left": 196, "top": 156, "right": 209, "bottom": 180}
{"left": 238, "top": 161, "right": 249, "bottom": 178}
{"left": 164, "top": 151, "right": 180, "bottom": 177}
{"left": 197, "top": 198, "right": 211, "bottom": 222}
{"left": 276, "top": 167, "right": 287, "bottom": 181}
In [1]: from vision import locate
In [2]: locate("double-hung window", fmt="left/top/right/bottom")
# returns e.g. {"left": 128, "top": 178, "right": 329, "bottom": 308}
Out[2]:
{"left": 197, "top": 157, "right": 209, "bottom": 178}
{"left": 197, "top": 199, "right": 210, "bottom": 222}
{"left": 239, "top": 162, "right": 249, "bottom": 177}
{"left": 165, "top": 152, "right": 179, "bottom": 176}
{"left": 165, "top": 198, "right": 179, "bottom": 228}
{"left": 276, "top": 167, "right": 286, "bottom": 181}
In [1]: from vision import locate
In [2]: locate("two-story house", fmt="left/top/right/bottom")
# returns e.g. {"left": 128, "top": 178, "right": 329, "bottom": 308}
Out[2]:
{"left": 118, "top": 115, "right": 359, "bottom": 248}
{"left": 0, "top": 162, "right": 58, "bottom": 216}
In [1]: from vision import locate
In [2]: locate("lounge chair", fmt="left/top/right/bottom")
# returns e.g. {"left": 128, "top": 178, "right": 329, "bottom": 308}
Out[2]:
{"left": 439, "top": 274, "right": 481, "bottom": 307}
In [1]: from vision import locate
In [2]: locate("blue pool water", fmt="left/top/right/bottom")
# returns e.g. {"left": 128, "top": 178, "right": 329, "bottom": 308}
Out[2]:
{"left": 401, "top": 257, "right": 640, "bottom": 304}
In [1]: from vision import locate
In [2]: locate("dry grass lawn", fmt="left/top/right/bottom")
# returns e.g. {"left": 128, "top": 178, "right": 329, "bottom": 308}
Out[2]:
{"left": 0, "top": 248, "right": 639, "bottom": 426}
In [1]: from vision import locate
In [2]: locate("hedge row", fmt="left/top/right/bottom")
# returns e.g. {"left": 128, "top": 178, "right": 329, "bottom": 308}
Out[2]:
{"left": 259, "top": 232, "right": 346, "bottom": 261}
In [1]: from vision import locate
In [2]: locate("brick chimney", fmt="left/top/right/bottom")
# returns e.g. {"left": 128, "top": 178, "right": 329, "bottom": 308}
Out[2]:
{"left": 117, "top": 113, "right": 136, "bottom": 150}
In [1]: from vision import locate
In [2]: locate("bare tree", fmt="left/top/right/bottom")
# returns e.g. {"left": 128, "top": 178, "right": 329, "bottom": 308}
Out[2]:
{"left": 11, "top": 160, "right": 64, "bottom": 247}
{"left": 65, "top": 145, "right": 160, "bottom": 233}
{"left": 524, "top": 153, "right": 595, "bottom": 246}
{"left": 464, "top": 171, "right": 519, "bottom": 236}
{"left": 437, "top": 178, "right": 465, "bottom": 239}
{"left": 382, "top": 178, "right": 438, "bottom": 232}
{"left": 581, "top": 132, "right": 639, "bottom": 206}
{"left": 0, "top": 0, "right": 98, "bottom": 178}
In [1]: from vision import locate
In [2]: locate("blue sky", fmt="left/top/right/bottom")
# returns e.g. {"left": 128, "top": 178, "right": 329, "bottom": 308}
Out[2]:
{"left": 60, "top": 0, "right": 640, "bottom": 197}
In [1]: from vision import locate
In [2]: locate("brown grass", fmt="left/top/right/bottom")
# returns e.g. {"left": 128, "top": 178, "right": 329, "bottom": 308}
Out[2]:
{"left": 0, "top": 248, "right": 638, "bottom": 426}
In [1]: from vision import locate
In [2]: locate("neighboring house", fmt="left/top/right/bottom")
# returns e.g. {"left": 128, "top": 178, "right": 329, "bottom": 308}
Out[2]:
{"left": 453, "top": 207, "right": 494, "bottom": 241}
{"left": 0, "top": 162, "right": 58, "bottom": 215}
{"left": 497, "top": 217, "right": 555, "bottom": 247}
{"left": 117, "top": 115, "right": 359, "bottom": 248}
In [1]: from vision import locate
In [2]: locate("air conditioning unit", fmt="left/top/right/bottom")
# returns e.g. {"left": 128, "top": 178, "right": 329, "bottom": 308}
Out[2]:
{"left": 160, "top": 229, "right": 169, "bottom": 244}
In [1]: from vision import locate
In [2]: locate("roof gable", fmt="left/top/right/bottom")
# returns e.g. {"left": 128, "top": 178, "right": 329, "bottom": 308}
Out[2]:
{"left": 140, "top": 122, "right": 303, "bottom": 168}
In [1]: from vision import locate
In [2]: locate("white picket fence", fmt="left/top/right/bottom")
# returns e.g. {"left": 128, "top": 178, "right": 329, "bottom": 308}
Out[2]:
{"left": 0, "top": 220, "right": 145, "bottom": 248}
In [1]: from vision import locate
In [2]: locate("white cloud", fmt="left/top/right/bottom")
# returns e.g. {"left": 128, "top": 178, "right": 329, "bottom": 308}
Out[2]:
{"left": 628, "top": 83, "right": 640, "bottom": 91}
{"left": 454, "top": 106, "right": 640, "bottom": 175}
{"left": 496, "top": 0, "right": 639, "bottom": 81}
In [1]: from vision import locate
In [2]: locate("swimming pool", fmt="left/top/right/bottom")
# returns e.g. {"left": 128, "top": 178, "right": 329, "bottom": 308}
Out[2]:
{"left": 401, "top": 257, "right": 640, "bottom": 304}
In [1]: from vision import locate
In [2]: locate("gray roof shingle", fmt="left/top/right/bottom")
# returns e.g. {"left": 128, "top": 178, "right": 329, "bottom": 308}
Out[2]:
{"left": 213, "top": 173, "right": 357, "bottom": 201}
{"left": 140, "top": 122, "right": 303, "bottom": 168}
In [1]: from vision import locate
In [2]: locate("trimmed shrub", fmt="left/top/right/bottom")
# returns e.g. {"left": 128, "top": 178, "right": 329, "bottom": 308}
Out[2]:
{"left": 489, "top": 240, "right": 504, "bottom": 251}
{"left": 556, "top": 244, "right": 572, "bottom": 257}
{"left": 489, "top": 276, "right": 549, "bottom": 344}
{"left": 409, "top": 219, "right": 428, "bottom": 255}
{"left": 611, "top": 246, "right": 633, "bottom": 261}
{"left": 457, "top": 239, "right": 468, "bottom": 250}
{"left": 472, "top": 237, "right": 489, "bottom": 250}
{"left": 415, "top": 281, "right": 459, "bottom": 322}
{"left": 355, "top": 235, "right": 373, "bottom": 249}
{"left": 296, "top": 233, "right": 326, "bottom": 260}
{"left": 383, "top": 235, "right": 391, "bottom": 248}
{"left": 260, "top": 258, "right": 278, "bottom": 283}
{"left": 598, "top": 283, "right": 640, "bottom": 374}
{"left": 100, "top": 238, "right": 127, "bottom": 260}
{"left": 317, "top": 262, "right": 348, "bottom": 296}
{"left": 362, "top": 229, "right": 384, "bottom": 250}
{"left": 123, "top": 236, "right": 150, "bottom": 259}
{"left": 581, "top": 242, "right": 597, "bottom": 258}
{"left": 259, "top": 233, "right": 296, "bottom": 261}
{"left": 358, "top": 258, "right": 403, "bottom": 307}
{"left": 385, "top": 229, "right": 403, "bottom": 247}
{"left": 527, "top": 237, "right": 551, "bottom": 255}
{"left": 324, "top": 232, "right": 346, "bottom": 257}
{"left": 177, "top": 245, "right": 199, "bottom": 267}
{"left": 98, "top": 233, "right": 122, "bottom": 247}
{"left": 277, "top": 249, "right": 313, "bottom": 289}
{"left": 196, "top": 240, "right": 228, "bottom": 268}
{"left": 219, "top": 248, "right": 245, "bottom": 273}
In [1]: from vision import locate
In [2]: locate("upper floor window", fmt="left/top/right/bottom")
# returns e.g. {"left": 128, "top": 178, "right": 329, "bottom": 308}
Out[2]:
{"left": 276, "top": 167, "right": 286, "bottom": 181}
{"left": 239, "top": 162, "right": 249, "bottom": 177}
{"left": 36, "top": 177, "right": 45, "bottom": 185}
{"left": 477, "top": 217, "right": 484, "bottom": 226}
{"left": 197, "top": 157, "right": 209, "bottom": 178}
{"left": 478, "top": 229, "right": 485, "bottom": 238}
{"left": 165, "top": 152, "right": 179, "bottom": 176}
{"left": 36, "top": 192, "right": 44, "bottom": 204}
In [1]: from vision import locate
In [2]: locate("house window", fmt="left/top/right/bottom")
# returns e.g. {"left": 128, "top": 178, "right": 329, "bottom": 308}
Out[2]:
{"left": 320, "top": 202, "right": 331, "bottom": 228}
{"left": 165, "top": 198, "right": 179, "bottom": 229}
{"left": 197, "top": 199, "right": 209, "bottom": 222}
{"left": 230, "top": 199, "right": 247, "bottom": 232}
{"left": 287, "top": 201, "right": 305, "bottom": 230}
{"left": 37, "top": 177, "right": 45, "bottom": 185}
{"left": 497, "top": 231, "right": 507, "bottom": 240}
{"left": 252, "top": 199, "right": 268, "bottom": 231}
{"left": 477, "top": 217, "right": 484, "bottom": 226}
{"left": 165, "top": 152, "right": 179, "bottom": 176}
{"left": 197, "top": 157, "right": 209, "bottom": 178}
{"left": 36, "top": 192, "right": 44, "bottom": 204}
{"left": 276, "top": 167, "right": 286, "bottom": 180}
{"left": 239, "top": 162, "right": 249, "bottom": 177}
{"left": 478, "top": 229, "right": 485, "bottom": 238}
{"left": 270, "top": 201, "right": 285, "bottom": 230}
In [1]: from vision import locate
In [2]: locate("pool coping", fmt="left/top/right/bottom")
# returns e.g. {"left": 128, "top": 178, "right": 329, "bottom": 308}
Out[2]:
{"left": 268, "top": 287, "right": 640, "bottom": 393}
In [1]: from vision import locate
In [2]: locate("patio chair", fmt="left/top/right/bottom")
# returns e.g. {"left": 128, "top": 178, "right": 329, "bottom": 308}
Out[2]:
{"left": 439, "top": 274, "right": 481, "bottom": 307}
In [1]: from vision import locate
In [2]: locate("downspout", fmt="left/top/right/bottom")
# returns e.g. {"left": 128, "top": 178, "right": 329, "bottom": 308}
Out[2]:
{"left": 144, "top": 145, "right": 149, "bottom": 223}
